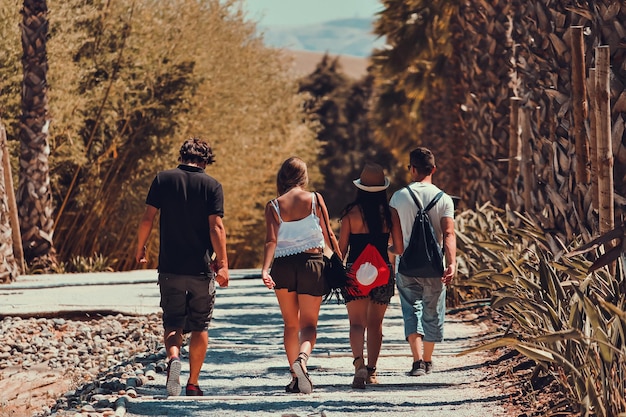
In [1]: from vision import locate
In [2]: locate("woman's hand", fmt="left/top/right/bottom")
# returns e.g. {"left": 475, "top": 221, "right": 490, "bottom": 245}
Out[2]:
{"left": 262, "top": 269, "right": 275, "bottom": 290}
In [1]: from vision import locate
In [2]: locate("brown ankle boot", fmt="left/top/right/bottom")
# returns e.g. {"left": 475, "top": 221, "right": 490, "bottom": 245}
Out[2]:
{"left": 352, "top": 357, "right": 367, "bottom": 389}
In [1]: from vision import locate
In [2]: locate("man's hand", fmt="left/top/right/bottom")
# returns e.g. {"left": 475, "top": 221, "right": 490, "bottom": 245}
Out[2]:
{"left": 215, "top": 267, "right": 229, "bottom": 288}
{"left": 136, "top": 246, "right": 147, "bottom": 264}
{"left": 442, "top": 263, "right": 456, "bottom": 285}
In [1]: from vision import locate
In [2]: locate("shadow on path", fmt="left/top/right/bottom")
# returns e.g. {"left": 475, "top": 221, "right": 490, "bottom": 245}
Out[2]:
{"left": 127, "top": 279, "right": 511, "bottom": 417}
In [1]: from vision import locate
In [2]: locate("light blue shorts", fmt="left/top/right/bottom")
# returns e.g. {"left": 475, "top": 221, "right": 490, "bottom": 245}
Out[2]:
{"left": 395, "top": 273, "right": 446, "bottom": 342}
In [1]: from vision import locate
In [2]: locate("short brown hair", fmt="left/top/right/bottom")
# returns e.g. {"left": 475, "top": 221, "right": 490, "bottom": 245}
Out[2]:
{"left": 409, "top": 147, "right": 435, "bottom": 176}
{"left": 277, "top": 157, "right": 308, "bottom": 195}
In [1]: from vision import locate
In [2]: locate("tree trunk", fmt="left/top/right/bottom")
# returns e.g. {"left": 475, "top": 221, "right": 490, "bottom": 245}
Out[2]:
{"left": 0, "top": 122, "right": 20, "bottom": 283}
{"left": 18, "top": 0, "right": 56, "bottom": 267}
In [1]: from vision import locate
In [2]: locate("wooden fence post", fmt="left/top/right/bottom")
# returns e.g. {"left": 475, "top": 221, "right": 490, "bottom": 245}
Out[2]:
{"left": 521, "top": 106, "right": 534, "bottom": 213}
{"left": 594, "top": 46, "right": 614, "bottom": 235}
{"left": 571, "top": 26, "right": 590, "bottom": 186}
{"left": 587, "top": 68, "right": 599, "bottom": 224}
{"left": 507, "top": 97, "right": 522, "bottom": 208}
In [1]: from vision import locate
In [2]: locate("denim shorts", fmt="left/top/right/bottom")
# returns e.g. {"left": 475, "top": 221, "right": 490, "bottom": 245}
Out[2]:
{"left": 395, "top": 272, "right": 446, "bottom": 342}
{"left": 270, "top": 252, "right": 325, "bottom": 296}
{"left": 158, "top": 273, "right": 216, "bottom": 333}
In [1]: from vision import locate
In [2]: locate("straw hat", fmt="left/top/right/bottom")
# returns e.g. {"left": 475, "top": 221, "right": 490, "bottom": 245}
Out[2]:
{"left": 353, "top": 163, "right": 390, "bottom": 192}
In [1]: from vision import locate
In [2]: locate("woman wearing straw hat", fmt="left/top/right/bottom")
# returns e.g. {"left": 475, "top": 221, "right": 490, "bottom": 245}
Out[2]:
{"left": 338, "top": 162, "right": 403, "bottom": 388}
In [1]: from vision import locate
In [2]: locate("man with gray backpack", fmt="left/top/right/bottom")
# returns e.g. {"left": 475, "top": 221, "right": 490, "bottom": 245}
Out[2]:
{"left": 389, "top": 147, "right": 456, "bottom": 376}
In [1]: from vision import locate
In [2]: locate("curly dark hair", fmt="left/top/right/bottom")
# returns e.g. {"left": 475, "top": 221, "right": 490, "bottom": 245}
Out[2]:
{"left": 179, "top": 137, "right": 215, "bottom": 165}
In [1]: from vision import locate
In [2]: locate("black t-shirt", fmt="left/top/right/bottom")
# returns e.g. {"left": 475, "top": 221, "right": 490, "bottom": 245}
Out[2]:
{"left": 146, "top": 164, "right": 224, "bottom": 275}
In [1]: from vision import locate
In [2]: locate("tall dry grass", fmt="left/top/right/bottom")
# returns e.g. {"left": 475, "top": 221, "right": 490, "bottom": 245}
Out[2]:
{"left": 456, "top": 204, "right": 626, "bottom": 416}
{"left": 1, "top": 0, "right": 320, "bottom": 270}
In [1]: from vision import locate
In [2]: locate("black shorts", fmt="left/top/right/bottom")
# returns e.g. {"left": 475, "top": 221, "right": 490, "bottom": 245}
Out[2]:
{"left": 158, "top": 273, "right": 216, "bottom": 333}
{"left": 270, "top": 252, "right": 325, "bottom": 296}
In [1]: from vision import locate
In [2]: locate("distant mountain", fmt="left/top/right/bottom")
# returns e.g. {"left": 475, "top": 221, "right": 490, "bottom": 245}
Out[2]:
{"left": 287, "top": 50, "right": 368, "bottom": 79}
{"left": 258, "top": 18, "right": 385, "bottom": 58}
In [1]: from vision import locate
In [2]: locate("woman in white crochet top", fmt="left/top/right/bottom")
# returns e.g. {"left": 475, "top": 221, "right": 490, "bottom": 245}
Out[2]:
{"left": 261, "top": 157, "right": 340, "bottom": 395}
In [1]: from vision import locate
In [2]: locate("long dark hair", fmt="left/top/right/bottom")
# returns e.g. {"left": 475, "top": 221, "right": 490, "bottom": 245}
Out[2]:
{"left": 340, "top": 189, "right": 391, "bottom": 233}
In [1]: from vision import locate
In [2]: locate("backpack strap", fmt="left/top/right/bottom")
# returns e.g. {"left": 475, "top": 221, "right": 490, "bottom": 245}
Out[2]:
{"left": 404, "top": 186, "right": 423, "bottom": 211}
{"left": 424, "top": 191, "right": 444, "bottom": 212}
{"left": 404, "top": 186, "right": 444, "bottom": 213}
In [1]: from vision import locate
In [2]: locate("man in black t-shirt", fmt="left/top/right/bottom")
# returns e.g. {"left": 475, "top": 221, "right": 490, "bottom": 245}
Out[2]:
{"left": 136, "top": 137, "right": 229, "bottom": 397}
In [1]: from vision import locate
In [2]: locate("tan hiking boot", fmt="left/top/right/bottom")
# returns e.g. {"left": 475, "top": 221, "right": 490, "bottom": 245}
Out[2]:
{"left": 352, "top": 357, "right": 367, "bottom": 389}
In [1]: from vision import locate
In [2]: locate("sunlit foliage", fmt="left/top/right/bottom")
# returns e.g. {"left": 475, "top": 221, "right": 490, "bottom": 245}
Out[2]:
{"left": 1, "top": 0, "right": 319, "bottom": 270}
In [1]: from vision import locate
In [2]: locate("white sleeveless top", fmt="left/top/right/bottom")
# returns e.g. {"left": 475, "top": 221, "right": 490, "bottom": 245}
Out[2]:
{"left": 271, "top": 192, "right": 325, "bottom": 258}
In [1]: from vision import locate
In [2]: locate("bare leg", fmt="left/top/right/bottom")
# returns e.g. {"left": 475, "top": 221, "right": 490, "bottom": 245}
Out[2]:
{"left": 407, "top": 332, "right": 423, "bottom": 362}
{"left": 346, "top": 299, "right": 368, "bottom": 360}
{"left": 365, "top": 301, "right": 388, "bottom": 368}
{"left": 290, "top": 293, "right": 321, "bottom": 394}
{"left": 346, "top": 298, "right": 369, "bottom": 388}
{"left": 165, "top": 328, "right": 183, "bottom": 360}
{"left": 423, "top": 341, "right": 435, "bottom": 363}
{"left": 187, "top": 330, "right": 208, "bottom": 385}
{"left": 297, "top": 293, "right": 322, "bottom": 355}
{"left": 275, "top": 289, "right": 301, "bottom": 369}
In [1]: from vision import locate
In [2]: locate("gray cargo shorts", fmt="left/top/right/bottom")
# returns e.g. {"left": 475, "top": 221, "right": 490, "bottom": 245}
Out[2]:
{"left": 158, "top": 273, "right": 216, "bottom": 333}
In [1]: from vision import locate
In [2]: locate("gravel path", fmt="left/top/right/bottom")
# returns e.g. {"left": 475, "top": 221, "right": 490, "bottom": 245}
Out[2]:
{"left": 0, "top": 277, "right": 517, "bottom": 417}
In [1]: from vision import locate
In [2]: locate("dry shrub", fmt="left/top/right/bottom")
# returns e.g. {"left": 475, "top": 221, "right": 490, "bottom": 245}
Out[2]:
{"left": 1, "top": 0, "right": 319, "bottom": 270}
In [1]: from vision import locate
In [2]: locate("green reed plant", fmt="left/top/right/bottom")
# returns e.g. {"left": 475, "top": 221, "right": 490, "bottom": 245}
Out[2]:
{"left": 455, "top": 204, "right": 626, "bottom": 417}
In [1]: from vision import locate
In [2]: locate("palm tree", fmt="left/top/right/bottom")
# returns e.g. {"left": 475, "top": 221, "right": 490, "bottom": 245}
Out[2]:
{"left": 17, "top": 0, "right": 55, "bottom": 267}
{"left": 0, "top": 121, "right": 20, "bottom": 282}
{"left": 371, "top": 0, "right": 458, "bottom": 153}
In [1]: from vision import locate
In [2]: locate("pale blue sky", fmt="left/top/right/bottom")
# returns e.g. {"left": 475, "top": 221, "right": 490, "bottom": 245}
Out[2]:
{"left": 243, "top": 0, "right": 382, "bottom": 26}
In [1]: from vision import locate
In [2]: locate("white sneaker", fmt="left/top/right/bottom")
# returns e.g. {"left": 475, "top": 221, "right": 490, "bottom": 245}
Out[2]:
{"left": 166, "top": 357, "right": 182, "bottom": 396}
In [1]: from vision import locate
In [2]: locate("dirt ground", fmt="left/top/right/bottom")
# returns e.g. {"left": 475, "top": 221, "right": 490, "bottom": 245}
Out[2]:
{"left": 0, "top": 365, "right": 72, "bottom": 417}
{"left": 474, "top": 308, "right": 577, "bottom": 417}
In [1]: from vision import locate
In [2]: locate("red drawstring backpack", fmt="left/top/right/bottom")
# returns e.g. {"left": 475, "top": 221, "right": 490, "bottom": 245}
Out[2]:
{"left": 346, "top": 244, "right": 390, "bottom": 297}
